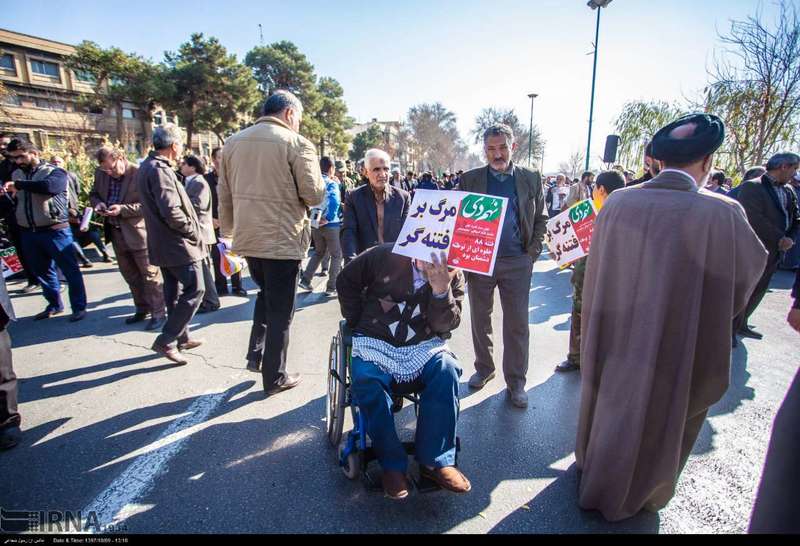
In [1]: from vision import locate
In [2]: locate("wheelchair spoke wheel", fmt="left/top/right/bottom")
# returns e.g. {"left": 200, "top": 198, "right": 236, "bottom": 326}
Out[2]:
{"left": 326, "top": 334, "right": 346, "bottom": 447}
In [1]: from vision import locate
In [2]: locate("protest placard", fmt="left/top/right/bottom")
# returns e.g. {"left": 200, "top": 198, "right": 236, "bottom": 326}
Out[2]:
{"left": 544, "top": 198, "right": 599, "bottom": 267}
{"left": 391, "top": 189, "right": 508, "bottom": 276}
{"left": 1, "top": 246, "right": 24, "bottom": 279}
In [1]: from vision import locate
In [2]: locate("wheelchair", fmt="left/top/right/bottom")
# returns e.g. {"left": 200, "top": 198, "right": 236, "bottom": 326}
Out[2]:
{"left": 325, "top": 320, "right": 460, "bottom": 491}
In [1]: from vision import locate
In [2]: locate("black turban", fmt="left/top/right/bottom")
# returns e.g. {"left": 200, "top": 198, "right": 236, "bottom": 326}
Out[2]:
{"left": 651, "top": 113, "right": 725, "bottom": 164}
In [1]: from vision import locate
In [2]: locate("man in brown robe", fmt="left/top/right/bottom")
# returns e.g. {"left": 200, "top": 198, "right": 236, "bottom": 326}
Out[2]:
{"left": 575, "top": 113, "right": 768, "bottom": 522}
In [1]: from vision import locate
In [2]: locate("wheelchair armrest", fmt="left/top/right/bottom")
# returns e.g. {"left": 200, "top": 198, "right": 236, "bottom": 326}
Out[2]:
{"left": 339, "top": 319, "right": 353, "bottom": 348}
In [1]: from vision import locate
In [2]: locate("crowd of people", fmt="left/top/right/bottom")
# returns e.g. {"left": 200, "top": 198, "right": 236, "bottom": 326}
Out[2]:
{"left": 1, "top": 90, "right": 798, "bottom": 527}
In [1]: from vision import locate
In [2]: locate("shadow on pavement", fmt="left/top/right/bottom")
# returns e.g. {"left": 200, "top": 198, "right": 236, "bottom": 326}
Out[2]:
{"left": 1, "top": 381, "right": 259, "bottom": 512}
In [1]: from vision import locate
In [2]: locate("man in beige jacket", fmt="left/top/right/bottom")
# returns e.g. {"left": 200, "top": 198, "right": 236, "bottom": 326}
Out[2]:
{"left": 218, "top": 90, "right": 325, "bottom": 395}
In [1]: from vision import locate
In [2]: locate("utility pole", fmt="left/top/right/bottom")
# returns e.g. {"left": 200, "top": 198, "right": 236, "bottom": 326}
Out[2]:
{"left": 585, "top": 0, "right": 612, "bottom": 171}
{"left": 527, "top": 93, "right": 538, "bottom": 167}
{"left": 258, "top": 24, "right": 264, "bottom": 46}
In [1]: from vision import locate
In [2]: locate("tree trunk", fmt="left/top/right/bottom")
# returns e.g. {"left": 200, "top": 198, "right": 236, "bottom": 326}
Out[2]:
{"left": 186, "top": 118, "right": 194, "bottom": 155}
{"left": 319, "top": 137, "right": 326, "bottom": 158}
{"left": 114, "top": 101, "right": 126, "bottom": 149}
{"left": 214, "top": 131, "right": 226, "bottom": 145}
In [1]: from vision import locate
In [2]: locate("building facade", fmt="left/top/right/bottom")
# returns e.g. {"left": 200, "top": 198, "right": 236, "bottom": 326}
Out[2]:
{"left": 0, "top": 28, "right": 221, "bottom": 157}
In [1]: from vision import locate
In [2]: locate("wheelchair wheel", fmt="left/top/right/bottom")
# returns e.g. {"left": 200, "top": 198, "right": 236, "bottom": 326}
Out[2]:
{"left": 326, "top": 334, "right": 346, "bottom": 447}
{"left": 342, "top": 450, "right": 363, "bottom": 480}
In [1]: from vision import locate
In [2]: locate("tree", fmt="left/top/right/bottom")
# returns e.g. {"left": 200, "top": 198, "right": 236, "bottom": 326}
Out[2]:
{"left": 704, "top": 0, "right": 800, "bottom": 175}
{"left": 613, "top": 100, "right": 686, "bottom": 171}
{"left": 163, "top": 33, "right": 260, "bottom": 150}
{"left": 349, "top": 124, "right": 383, "bottom": 162}
{"left": 315, "top": 77, "right": 353, "bottom": 156}
{"left": 406, "top": 102, "right": 465, "bottom": 172}
{"left": 66, "top": 41, "right": 142, "bottom": 147}
{"left": 245, "top": 41, "right": 351, "bottom": 156}
{"left": 471, "top": 107, "right": 543, "bottom": 168}
{"left": 558, "top": 150, "right": 586, "bottom": 180}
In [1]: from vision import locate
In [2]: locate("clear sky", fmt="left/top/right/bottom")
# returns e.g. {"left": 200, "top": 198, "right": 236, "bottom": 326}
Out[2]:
{"left": 4, "top": 0, "right": 773, "bottom": 171}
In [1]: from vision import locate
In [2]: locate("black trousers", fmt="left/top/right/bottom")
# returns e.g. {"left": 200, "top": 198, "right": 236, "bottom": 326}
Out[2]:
{"left": 155, "top": 260, "right": 205, "bottom": 348}
{"left": 245, "top": 257, "right": 299, "bottom": 391}
{"left": 735, "top": 252, "right": 779, "bottom": 333}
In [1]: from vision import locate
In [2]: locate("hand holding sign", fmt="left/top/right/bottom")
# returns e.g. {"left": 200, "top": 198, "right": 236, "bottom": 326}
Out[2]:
{"left": 392, "top": 189, "right": 508, "bottom": 276}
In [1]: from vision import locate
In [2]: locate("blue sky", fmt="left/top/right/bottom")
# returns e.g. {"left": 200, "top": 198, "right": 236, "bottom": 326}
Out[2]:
{"left": 5, "top": 0, "right": 774, "bottom": 170}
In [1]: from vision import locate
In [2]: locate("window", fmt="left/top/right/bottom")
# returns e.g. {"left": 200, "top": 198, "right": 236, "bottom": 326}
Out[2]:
{"left": 153, "top": 112, "right": 164, "bottom": 126}
{"left": 73, "top": 69, "right": 96, "bottom": 83}
{"left": 0, "top": 54, "right": 16, "bottom": 74}
{"left": 1, "top": 94, "right": 20, "bottom": 106}
{"left": 122, "top": 108, "right": 135, "bottom": 119}
{"left": 30, "top": 59, "right": 60, "bottom": 78}
{"left": 165, "top": 115, "right": 176, "bottom": 124}
{"left": 34, "top": 98, "right": 65, "bottom": 111}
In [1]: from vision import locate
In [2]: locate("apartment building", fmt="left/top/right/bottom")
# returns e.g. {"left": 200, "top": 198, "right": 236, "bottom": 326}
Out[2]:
{"left": 0, "top": 28, "right": 221, "bottom": 157}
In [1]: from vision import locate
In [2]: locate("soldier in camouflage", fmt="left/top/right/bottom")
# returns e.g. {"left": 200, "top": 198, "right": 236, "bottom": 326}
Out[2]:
{"left": 555, "top": 170, "right": 626, "bottom": 373}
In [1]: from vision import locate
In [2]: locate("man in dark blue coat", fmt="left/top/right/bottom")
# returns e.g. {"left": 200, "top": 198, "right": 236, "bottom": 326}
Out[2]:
{"left": 340, "top": 149, "right": 411, "bottom": 264}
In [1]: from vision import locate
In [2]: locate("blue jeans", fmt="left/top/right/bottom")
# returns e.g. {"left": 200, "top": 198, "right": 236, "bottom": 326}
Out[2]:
{"left": 20, "top": 227, "right": 87, "bottom": 312}
{"left": 351, "top": 352, "right": 462, "bottom": 473}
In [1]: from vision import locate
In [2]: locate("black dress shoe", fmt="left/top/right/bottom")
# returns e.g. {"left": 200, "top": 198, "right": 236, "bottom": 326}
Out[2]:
{"left": 264, "top": 373, "right": 301, "bottom": 395}
{"left": 555, "top": 360, "right": 580, "bottom": 373}
{"left": 69, "top": 310, "right": 87, "bottom": 322}
{"left": 738, "top": 326, "right": 763, "bottom": 340}
{"left": 246, "top": 360, "right": 261, "bottom": 373}
{"left": 125, "top": 312, "right": 148, "bottom": 324}
{"left": 145, "top": 315, "right": 167, "bottom": 331}
{"left": 34, "top": 307, "right": 64, "bottom": 320}
{"left": 232, "top": 288, "right": 248, "bottom": 297}
{"left": 196, "top": 304, "right": 220, "bottom": 314}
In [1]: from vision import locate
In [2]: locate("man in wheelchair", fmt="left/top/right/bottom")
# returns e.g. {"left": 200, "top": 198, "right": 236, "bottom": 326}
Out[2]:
{"left": 336, "top": 243, "right": 471, "bottom": 500}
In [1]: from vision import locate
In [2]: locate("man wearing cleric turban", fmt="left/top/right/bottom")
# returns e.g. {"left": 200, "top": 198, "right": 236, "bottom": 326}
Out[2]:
{"left": 574, "top": 113, "right": 768, "bottom": 521}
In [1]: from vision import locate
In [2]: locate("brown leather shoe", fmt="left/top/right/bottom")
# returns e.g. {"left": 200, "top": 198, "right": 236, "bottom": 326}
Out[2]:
{"left": 151, "top": 342, "right": 188, "bottom": 365}
{"left": 382, "top": 470, "right": 410, "bottom": 500}
{"left": 178, "top": 338, "right": 205, "bottom": 351}
{"left": 421, "top": 466, "right": 472, "bottom": 493}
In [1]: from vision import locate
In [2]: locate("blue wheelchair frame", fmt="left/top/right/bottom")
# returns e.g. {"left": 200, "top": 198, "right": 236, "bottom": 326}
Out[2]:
{"left": 326, "top": 320, "right": 460, "bottom": 488}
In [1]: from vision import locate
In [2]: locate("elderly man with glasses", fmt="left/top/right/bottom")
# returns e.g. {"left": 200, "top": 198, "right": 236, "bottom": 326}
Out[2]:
{"left": 91, "top": 146, "right": 166, "bottom": 330}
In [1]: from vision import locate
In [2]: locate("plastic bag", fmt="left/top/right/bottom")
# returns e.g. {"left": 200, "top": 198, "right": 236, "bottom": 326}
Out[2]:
{"left": 217, "top": 239, "right": 247, "bottom": 278}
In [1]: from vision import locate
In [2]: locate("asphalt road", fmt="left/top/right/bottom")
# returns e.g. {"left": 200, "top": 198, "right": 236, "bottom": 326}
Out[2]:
{"left": 2, "top": 251, "right": 797, "bottom": 534}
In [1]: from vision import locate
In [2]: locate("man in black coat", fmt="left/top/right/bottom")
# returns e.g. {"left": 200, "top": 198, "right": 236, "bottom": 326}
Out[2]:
{"left": 340, "top": 149, "right": 411, "bottom": 263}
{"left": 734, "top": 152, "right": 800, "bottom": 342}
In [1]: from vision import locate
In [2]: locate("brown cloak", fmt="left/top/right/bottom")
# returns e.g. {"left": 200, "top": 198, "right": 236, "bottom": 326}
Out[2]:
{"left": 575, "top": 170, "right": 767, "bottom": 521}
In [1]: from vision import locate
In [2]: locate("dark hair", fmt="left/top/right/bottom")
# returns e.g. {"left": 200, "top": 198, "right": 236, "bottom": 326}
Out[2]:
{"left": 319, "top": 156, "right": 334, "bottom": 173}
{"left": 743, "top": 166, "right": 767, "bottom": 181}
{"left": 572, "top": 178, "right": 579, "bottom": 184}
{"left": 711, "top": 171, "right": 726, "bottom": 184}
{"left": 406, "top": 171, "right": 414, "bottom": 177}
{"left": 262, "top": 90, "right": 302, "bottom": 117}
{"left": 211, "top": 147, "right": 222, "bottom": 160}
{"left": 6, "top": 138, "right": 37, "bottom": 153}
{"left": 644, "top": 141, "right": 654, "bottom": 158}
{"left": 581, "top": 171, "right": 593, "bottom": 181}
{"left": 595, "top": 170, "right": 625, "bottom": 195}
{"left": 183, "top": 154, "right": 206, "bottom": 174}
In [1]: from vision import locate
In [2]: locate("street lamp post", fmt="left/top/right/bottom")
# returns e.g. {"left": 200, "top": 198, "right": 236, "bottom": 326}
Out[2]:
{"left": 528, "top": 93, "right": 538, "bottom": 168}
{"left": 585, "top": 0, "right": 612, "bottom": 171}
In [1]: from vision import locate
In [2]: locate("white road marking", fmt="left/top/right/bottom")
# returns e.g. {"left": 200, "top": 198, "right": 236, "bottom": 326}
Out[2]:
{"left": 82, "top": 390, "right": 227, "bottom": 531}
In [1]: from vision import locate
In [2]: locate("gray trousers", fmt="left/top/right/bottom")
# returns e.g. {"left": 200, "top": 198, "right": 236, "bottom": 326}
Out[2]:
{"left": 465, "top": 254, "right": 534, "bottom": 392}
{"left": 155, "top": 260, "right": 205, "bottom": 348}
{"left": 302, "top": 226, "right": 342, "bottom": 291}
{"left": 0, "top": 329, "right": 19, "bottom": 430}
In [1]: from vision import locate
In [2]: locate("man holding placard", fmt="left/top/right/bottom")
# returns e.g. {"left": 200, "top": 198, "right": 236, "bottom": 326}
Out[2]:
{"left": 457, "top": 124, "right": 548, "bottom": 409}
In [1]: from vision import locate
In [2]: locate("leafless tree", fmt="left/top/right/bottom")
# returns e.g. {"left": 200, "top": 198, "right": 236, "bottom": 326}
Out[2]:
{"left": 705, "top": 0, "right": 800, "bottom": 174}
